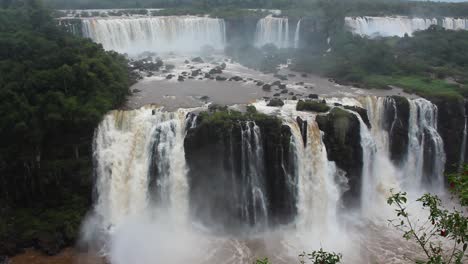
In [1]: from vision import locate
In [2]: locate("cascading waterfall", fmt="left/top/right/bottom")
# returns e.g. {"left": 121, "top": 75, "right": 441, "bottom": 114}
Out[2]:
{"left": 404, "top": 99, "right": 445, "bottom": 190}
{"left": 82, "top": 16, "right": 226, "bottom": 54}
{"left": 85, "top": 96, "right": 451, "bottom": 263}
{"left": 240, "top": 122, "right": 269, "bottom": 227}
{"left": 92, "top": 107, "right": 189, "bottom": 230}
{"left": 286, "top": 116, "right": 340, "bottom": 233}
{"left": 255, "top": 15, "right": 290, "bottom": 48}
{"left": 345, "top": 16, "right": 468, "bottom": 37}
{"left": 294, "top": 19, "right": 301, "bottom": 49}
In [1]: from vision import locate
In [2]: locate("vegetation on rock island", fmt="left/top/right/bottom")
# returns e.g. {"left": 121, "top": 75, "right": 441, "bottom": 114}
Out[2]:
{"left": 0, "top": 0, "right": 132, "bottom": 256}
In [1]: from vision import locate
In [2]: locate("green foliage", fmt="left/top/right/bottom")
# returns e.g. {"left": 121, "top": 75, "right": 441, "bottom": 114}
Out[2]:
{"left": 387, "top": 190, "right": 467, "bottom": 264}
{"left": 448, "top": 165, "right": 468, "bottom": 207}
{"left": 293, "top": 26, "right": 468, "bottom": 100}
{"left": 254, "top": 249, "right": 342, "bottom": 264}
{"left": 0, "top": 0, "right": 132, "bottom": 253}
{"left": 299, "top": 249, "right": 342, "bottom": 264}
{"left": 296, "top": 100, "right": 330, "bottom": 113}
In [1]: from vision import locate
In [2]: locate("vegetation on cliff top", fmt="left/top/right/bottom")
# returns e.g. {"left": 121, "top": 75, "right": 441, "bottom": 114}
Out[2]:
{"left": 0, "top": 0, "right": 132, "bottom": 255}
{"left": 292, "top": 25, "right": 468, "bottom": 100}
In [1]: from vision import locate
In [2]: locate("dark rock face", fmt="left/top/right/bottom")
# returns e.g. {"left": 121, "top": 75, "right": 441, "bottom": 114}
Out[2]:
{"left": 184, "top": 112, "right": 295, "bottom": 231}
{"left": 36, "top": 232, "right": 65, "bottom": 256}
{"left": 430, "top": 96, "right": 465, "bottom": 173}
{"left": 316, "top": 108, "right": 363, "bottom": 208}
{"left": 267, "top": 98, "right": 284, "bottom": 107}
{"left": 385, "top": 96, "right": 410, "bottom": 166}
{"left": 343, "top": 106, "right": 371, "bottom": 129}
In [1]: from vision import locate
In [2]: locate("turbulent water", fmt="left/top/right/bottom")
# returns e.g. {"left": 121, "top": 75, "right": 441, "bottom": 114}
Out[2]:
{"left": 345, "top": 16, "right": 468, "bottom": 37}
{"left": 81, "top": 16, "right": 226, "bottom": 54}
{"left": 82, "top": 96, "right": 449, "bottom": 263}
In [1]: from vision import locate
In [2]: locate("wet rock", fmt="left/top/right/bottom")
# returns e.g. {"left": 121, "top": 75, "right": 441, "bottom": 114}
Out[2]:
{"left": 288, "top": 74, "right": 296, "bottom": 77}
{"left": 132, "top": 88, "right": 141, "bottom": 93}
{"left": 262, "top": 84, "right": 271, "bottom": 91}
{"left": 292, "top": 96, "right": 298, "bottom": 100}
{"left": 273, "top": 93, "right": 280, "bottom": 97}
{"left": 272, "top": 80, "right": 281, "bottom": 86}
{"left": 316, "top": 108, "right": 362, "bottom": 208}
{"left": 229, "top": 76, "right": 243, "bottom": 81}
{"left": 209, "top": 67, "right": 223, "bottom": 74}
{"left": 274, "top": 74, "right": 288, "bottom": 80}
{"left": 256, "top": 81, "right": 264, "bottom": 86}
{"left": 166, "top": 64, "right": 175, "bottom": 71}
{"left": 289, "top": 92, "right": 294, "bottom": 95}
{"left": 204, "top": 73, "right": 212, "bottom": 79}
{"left": 296, "top": 100, "right": 330, "bottom": 113}
{"left": 200, "top": 96, "right": 210, "bottom": 101}
{"left": 278, "top": 84, "right": 287, "bottom": 89}
{"left": 191, "top": 69, "right": 201, "bottom": 77}
{"left": 188, "top": 76, "right": 194, "bottom": 79}
{"left": 343, "top": 106, "right": 371, "bottom": 129}
{"left": 191, "top": 57, "right": 204, "bottom": 63}
{"left": 36, "top": 232, "right": 65, "bottom": 256}
{"left": 267, "top": 98, "right": 284, "bottom": 107}
{"left": 308, "top": 94, "right": 319, "bottom": 99}
{"left": 220, "top": 62, "right": 227, "bottom": 70}
{"left": 166, "top": 74, "right": 174, "bottom": 80}
{"left": 301, "top": 73, "right": 308, "bottom": 77}
{"left": 184, "top": 60, "right": 190, "bottom": 64}
{"left": 334, "top": 103, "right": 342, "bottom": 107}
{"left": 178, "top": 76, "right": 185, "bottom": 82}
{"left": 296, "top": 82, "right": 304, "bottom": 85}
{"left": 280, "top": 89, "right": 288, "bottom": 94}
{"left": 215, "top": 76, "right": 227, "bottom": 81}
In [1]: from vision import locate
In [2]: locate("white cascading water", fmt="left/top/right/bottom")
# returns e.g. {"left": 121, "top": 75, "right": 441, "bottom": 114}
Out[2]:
{"left": 255, "top": 15, "right": 290, "bottom": 48}
{"left": 240, "top": 121, "right": 269, "bottom": 227}
{"left": 345, "top": 16, "right": 468, "bottom": 37}
{"left": 82, "top": 16, "right": 226, "bottom": 54}
{"left": 92, "top": 106, "right": 190, "bottom": 229}
{"left": 404, "top": 99, "right": 445, "bottom": 191}
{"left": 294, "top": 19, "right": 301, "bottom": 49}
{"left": 84, "top": 97, "right": 449, "bottom": 263}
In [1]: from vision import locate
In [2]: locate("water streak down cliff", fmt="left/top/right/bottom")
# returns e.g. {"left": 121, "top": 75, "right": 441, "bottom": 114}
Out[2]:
{"left": 81, "top": 16, "right": 226, "bottom": 54}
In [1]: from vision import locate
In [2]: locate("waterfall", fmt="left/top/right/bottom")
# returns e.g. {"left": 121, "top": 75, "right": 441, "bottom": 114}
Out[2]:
{"left": 82, "top": 16, "right": 226, "bottom": 54}
{"left": 292, "top": 117, "right": 340, "bottom": 232}
{"left": 294, "top": 19, "right": 301, "bottom": 49}
{"left": 255, "top": 15, "right": 290, "bottom": 48}
{"left": 344, "top": 16, "right": 468, "bottom": 37}
{"left": 92, "top": 107, "right": 189, "bottom": 229}
{"left": 240, "top": 121, "right": 268, "bottom": 227}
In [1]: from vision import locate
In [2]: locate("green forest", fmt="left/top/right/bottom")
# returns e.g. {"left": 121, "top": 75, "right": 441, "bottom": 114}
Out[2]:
{"left": 46, "top": 0, "right": 468, "bottom": 18}
{"left": 0, "top": 0, "right": 133, "bottom": 255}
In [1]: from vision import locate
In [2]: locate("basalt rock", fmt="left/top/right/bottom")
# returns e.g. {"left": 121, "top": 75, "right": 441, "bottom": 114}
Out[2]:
{"left": 215, "top": 76, "right": 227, "bottom": 81}
{"left": 343, "top": 106, "right": 371, "bottom": 129}
{"left": 184, "top": 111, "right": 295, "bottom": 231}
{"left": 316, "top": 108, "right": 363, "bottom": 208}
{"left": 430, "top": 96, "right": 465, "bottom": 173}
{"left": 267, "top": 98, "right": 284, "bottom": 107}
{"left": 384, "top": 96, "right": 410, "bottom": 166}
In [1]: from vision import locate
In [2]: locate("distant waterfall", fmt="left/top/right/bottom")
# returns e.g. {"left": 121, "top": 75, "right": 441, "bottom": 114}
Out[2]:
{"left": 294, "top": 19, "right": 301, "bottom": 48}
{"left": 255, "top": 15, "right": 290, "bottom": 48}
{"left": 92, "top": 107, "right": 189, "bottom": 229}
{"left": 345, "top": 16, "right": 468, "bottom": 37}
{"left": 82, "top": 16, "right": 226, "bottom": 54}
